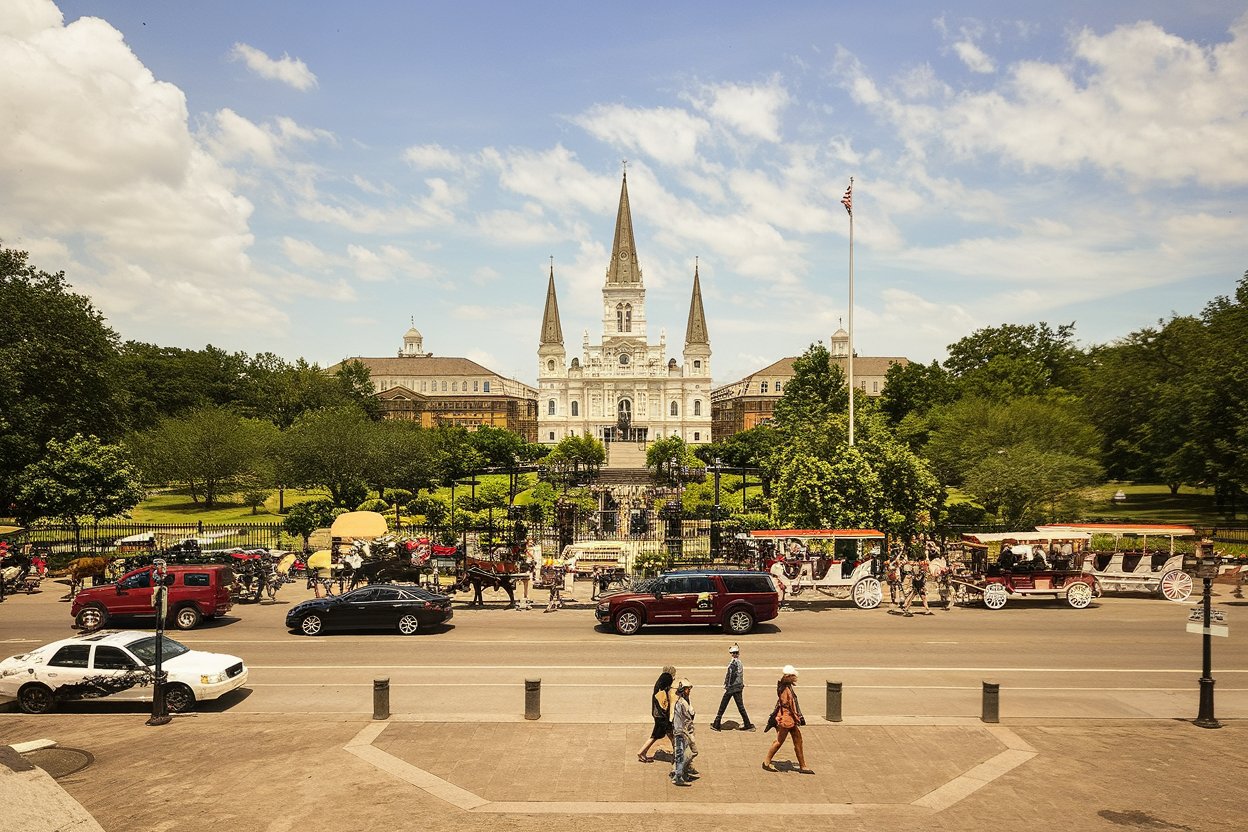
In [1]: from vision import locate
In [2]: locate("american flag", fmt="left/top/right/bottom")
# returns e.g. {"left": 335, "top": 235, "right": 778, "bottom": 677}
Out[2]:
{"left": 841, "top": 179, "right": 853, "bottom": 216}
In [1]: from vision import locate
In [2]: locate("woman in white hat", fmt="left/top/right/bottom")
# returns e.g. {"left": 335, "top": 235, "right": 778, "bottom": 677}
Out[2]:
{"left": 762, "top": 665, "right": 812, "bottom": 774}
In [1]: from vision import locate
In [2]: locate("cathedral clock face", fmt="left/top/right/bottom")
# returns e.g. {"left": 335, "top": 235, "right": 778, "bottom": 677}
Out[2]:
{"left": 618, "top": 250, "right": 629, "bottom": 260}
{"left": 619, "top": 354, "right": 630, "bottom": 366}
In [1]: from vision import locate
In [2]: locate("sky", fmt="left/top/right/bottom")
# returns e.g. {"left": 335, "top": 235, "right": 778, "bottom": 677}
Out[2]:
{"left": 3, "top": 1, "right": 1247, "bottom": 388}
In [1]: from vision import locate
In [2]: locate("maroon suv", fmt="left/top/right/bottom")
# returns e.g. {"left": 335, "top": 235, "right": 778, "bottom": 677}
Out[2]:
{"left": 595, "top": 569, "right": 779, "bottom": 635}
{"left": 71, "top": 565, "right": 235, "bottom": 631}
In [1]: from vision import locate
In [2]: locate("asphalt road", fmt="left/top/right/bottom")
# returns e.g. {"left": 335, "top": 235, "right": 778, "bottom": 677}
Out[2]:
{"left": 2, "top": 578, "right": 1246, "bottom": 721}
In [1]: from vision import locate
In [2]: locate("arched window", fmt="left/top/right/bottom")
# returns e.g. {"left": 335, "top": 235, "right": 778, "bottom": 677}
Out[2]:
{"left": 670, "top": 401, "right": 679, "bottom": 416}
{"left": 571, "top": 401, "right": 579, "bottom": 416}
{"left": 760, "top": 381, "right": 769, "bottom": 394}
{"left": 546, "top": 359, "right": 555, "bottom": 372}
{"left": 441, "top": 381, "right": 447, "bottom": 391}
{"left": 775, "top": 382, "right": 782, "bottom": 393}
{"left": 616, "top": 303, "right": 624, "bottom": 332}
{"left": 547, "top": 399, "right": 556, "bottom": 415}
{"left": 693, "top": 400, "right": 702, "bottom": 416}
{"left": 624, "top": 303, "right": 632, "bottom": 332}
{"left": 451, "top": 381, "right": 458, "bottom": 391}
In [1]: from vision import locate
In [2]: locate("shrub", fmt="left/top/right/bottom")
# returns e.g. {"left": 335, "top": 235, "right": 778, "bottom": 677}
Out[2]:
{"left": 356, "top": 498, "right": 390, "bottom": 513}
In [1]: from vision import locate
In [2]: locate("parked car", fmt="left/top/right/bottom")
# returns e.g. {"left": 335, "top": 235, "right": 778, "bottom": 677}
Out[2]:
{"left": 595, "top": 569, "right": 779, "bottom": 635}
{"left": 0, "top": 630, "right": 248, "bottom": 714}
{"left": 286, "top": 584, "right": 454, "bottom": 635}
{"left": 71, "top": 564, "right": 235, "bottom": 631}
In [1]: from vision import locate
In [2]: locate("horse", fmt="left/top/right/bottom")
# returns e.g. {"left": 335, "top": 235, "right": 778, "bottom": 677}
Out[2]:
{"left": 452, "top": 564, "right": 518, "bottom": 607}
{"left": 66, "top": 556, "right": 113, "bottom": 598}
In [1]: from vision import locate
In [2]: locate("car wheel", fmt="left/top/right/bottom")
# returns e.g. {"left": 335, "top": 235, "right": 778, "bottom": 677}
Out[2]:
{"left": 75, "top": 603, "right": 108, "bottom": 632}
{"left": 173, "top": 605, "right": 202, "bottom": 630}
{"left": 613, "top": 609, "right": 643, "bottom": 635}
{"left": 164, "top": 683, "right": 196, "bottom": 713}
{"left": 725, "top": 608, "right": 755, "bottom": 635}
{"left": 398, "top": 613, "right": 421, "bottom": 635}
{"left": 18, "top": 683, "right": 56, "bottom": 715}
{"left": 300, "top": 613, "right": 325, "bottom": 636}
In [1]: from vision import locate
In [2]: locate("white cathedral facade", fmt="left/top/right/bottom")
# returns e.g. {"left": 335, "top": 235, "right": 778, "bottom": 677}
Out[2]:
{"left": 537, "top": 173, "right": 712, "bottom": 449}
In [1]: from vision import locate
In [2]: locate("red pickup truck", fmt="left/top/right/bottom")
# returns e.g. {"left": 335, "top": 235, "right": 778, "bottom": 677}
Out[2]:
{"left": 71, "top": 565, "right": 235, "bottom": 631}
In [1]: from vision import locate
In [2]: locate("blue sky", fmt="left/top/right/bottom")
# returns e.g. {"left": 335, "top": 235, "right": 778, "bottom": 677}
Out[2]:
{"left": 3, "top": 1, "right": 1246, "bottom": 387}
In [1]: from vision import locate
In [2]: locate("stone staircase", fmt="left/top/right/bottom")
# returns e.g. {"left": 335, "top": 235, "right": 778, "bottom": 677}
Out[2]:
{"left": 606, "top": 441, "right": 649, "bottom": 469}
{"left": 596, "top": 467, "right": 654, "bottom": 486}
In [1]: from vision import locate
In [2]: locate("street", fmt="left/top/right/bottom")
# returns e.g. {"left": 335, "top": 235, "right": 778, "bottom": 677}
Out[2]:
{"left": 1, "top": 579, "right": 1246, "bottom": 832}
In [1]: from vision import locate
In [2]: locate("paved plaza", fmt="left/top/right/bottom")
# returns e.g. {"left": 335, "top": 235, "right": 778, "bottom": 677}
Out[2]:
{"left": 1, "top": 579, "right": 1246, "bottom": 831}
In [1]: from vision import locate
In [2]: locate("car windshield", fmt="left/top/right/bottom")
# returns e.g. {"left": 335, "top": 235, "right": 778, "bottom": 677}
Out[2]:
{"left": 125, "top": 635, "right": 191, "bottom": 665}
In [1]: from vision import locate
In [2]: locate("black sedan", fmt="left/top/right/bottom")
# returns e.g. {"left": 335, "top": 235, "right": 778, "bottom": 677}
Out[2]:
{"left": 286, "top": 585, "right": 453, "bottom": 635}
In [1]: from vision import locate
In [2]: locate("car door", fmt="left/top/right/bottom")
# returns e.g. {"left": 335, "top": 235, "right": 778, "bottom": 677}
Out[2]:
{"left": 371, "top": 586, "right": 407, "bottom": 627}
{"left": 337, "top": 587, "right": 379, "bottom": 629}
{"left": 89, "top": 645, "right": 152, "bottom": 702}
{"left": 112, "top": 569, "right": 155, "bottom": 616}
{"left": 684, "top": 576, "right": 719, "bottom": 623}
{"left": 41, "top": 644, "right": 94, "bottom": 702}
{"left": 650, "top": 576, "right": 704, "bottom": 623}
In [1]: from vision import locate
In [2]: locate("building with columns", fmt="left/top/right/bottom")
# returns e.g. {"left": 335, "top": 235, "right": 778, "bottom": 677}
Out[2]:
{"left": 711, "top": 328, "right": 909, "bottom": 438}
{"left": 537, "top": 173, "right": 713, "bottom": 451}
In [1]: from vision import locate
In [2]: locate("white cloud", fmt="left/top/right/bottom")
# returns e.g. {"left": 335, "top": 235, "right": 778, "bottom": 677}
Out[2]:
{"left": 573, "top": 105, "right": 710, "bottom": 167}
{"left": 229, "top": 42, "right": 317, "bottom": 91}
{"left": 281, "top": 237, "right": 328, "bottom": 270}
{"left": 347, "top": 243, "right": 432, "bottom": 282}
{"left": 952, "top": 39, "right": 996, "bottom": 74}
{"left": 403, "top": 143, "right": 465, "bottom": 171}
{"left": 202, "top": 108, "right": 333, "bottom": 167}
{"left": 889, "top": 16, "right": 1248, "bottom": 186}
{"left": 689, "top": 77, "right": 791, "bottom": 142}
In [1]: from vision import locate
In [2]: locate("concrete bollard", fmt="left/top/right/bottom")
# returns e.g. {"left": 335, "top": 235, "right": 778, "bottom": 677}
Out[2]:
{"left": 373, "top": 677, "right": 390, "bottom": 720}
{"left": 981, "top": 681, "right": 999, "bottom": 723}
{"left": 525, "top": 678, "right": 541, "bottom": 720}
{"left": 826, "top": 681, "right": 843, "bottom": 723}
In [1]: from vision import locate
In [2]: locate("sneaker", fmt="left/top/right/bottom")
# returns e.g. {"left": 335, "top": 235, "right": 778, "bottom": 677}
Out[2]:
{"left": 741, "top": 724, "right": 757, "bottom": 731}
{"left": 672, "top": 779, "right": 691, "bottom": 787}
{"left": 685, "top": 767, "right": 699, "bottom": 776}
{"left": 710, "top": 723, "right": 722, "bottom": 732}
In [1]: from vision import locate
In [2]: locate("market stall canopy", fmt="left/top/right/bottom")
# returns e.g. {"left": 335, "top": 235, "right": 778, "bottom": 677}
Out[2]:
{"left": 330, "top": 511, "right": 388, "bottom": 540}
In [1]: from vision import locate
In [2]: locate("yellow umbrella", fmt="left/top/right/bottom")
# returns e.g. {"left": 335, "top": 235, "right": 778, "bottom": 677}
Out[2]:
{"left": 330, "top": 511, "right": 388, "bottom": 539}
{"left": 277, "top": 553, "right": 297, "bottom": 575}
{"left": 307, "top": 550, "right": 333, "bottom": 570}
{"left": 0, "top": 525, "right": 24, "bottom": 537}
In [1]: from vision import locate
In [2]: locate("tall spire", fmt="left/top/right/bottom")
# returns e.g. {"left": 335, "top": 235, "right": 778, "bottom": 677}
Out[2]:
{"left": 605, "top": 170, "right": 642, "bottom": 285}
{"left": 539, "top": 260, "right": 564, "bottom": 345}
{"left": 684, "top": 259, "right": 709, "bottom": 347}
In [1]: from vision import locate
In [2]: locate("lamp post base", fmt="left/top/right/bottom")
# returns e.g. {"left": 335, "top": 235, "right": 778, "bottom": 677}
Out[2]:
{"left": 1194, "top": 677, "right": 1221, "bottom": 729}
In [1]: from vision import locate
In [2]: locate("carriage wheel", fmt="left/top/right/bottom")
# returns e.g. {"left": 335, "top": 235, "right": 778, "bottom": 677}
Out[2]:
{"left": 1159, "top": 569, "right": 1193, "bottom": 602}
{"left": 851, "top": 577, "right": 883, "bottom": 609}
{"left": 1065, "top": 581, "right": 1094, "bottom": 609}
{"left": 982, "top": 584, "right": 1008, "bottom": 609}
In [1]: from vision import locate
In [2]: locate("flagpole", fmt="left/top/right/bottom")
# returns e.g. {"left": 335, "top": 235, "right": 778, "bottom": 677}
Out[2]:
{"left": 845, "top": 177, "right": 855, "bottom": 447}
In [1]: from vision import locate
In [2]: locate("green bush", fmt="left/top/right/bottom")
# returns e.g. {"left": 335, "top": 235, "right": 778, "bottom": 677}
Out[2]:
{"left": 383, "top": 488, "right": 413, "bottom": 504}
{"left": 356, "top": 498, "right": 390, "bottom": 513}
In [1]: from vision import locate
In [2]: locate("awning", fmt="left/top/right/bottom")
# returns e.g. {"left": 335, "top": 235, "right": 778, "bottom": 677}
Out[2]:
{"left": 329, "top": 511, "right": 388, "bottom": 540}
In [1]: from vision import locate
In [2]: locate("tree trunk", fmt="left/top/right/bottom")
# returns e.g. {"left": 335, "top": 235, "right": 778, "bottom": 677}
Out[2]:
{"left": 1168, "top": 482, "right": 1180, "bottom": 496}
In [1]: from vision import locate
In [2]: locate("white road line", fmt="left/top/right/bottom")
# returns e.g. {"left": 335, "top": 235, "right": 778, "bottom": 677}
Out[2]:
{"left": 244, "top": 682, "right": 1248, "bottom": 691}
{"left": 244, "top": 664, "right": 1248, "bottom": 672}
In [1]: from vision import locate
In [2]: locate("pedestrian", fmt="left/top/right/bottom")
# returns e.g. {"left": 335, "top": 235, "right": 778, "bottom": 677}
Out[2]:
{"left": 769, "top": 557, "right": 790, "bottom": 606}
{"left": 638, "top": 665, "right": 676, "bottom": 762}
{"left": 762, "top": 665, "right": 813, "bottom": 774}
{"left": 711, "top": 644, "right": 755, "bottom": 731}
{"left": 901, "top": 556, "right": 931, "bottom": 616}
{"left": 670, "top": 678, "right": 698, "bottom": 786}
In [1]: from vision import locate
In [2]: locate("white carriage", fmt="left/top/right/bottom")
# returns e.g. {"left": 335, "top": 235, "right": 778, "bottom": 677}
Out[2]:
{"left": 750, "top": 529, "right": 886, "bottom": 609}
{"left": 1035, "top": 523, "right": 1197, "bottom": 602}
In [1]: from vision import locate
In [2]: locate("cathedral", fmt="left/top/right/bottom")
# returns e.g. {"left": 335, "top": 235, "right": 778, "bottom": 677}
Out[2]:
{"left": 537, "top": 173, "right": 712, "bottom": 453}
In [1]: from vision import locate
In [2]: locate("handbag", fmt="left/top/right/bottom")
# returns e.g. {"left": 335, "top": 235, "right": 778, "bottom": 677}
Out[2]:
{"left": 764, "top": 705, "right": 778, "bottom": 732}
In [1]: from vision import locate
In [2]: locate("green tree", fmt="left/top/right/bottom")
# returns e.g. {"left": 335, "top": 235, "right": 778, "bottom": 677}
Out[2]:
{"left": 468, "top": 425, "right": 527, "bottom": 468}
{"left": 17, "top": 434, "right": 144, "bottom": 548}
{"left": 962, "top": 445, "right": 1103, "bottom": 526}
{"left": 127, "top": 406, "right": 278, "bottom": 507}
{"left": 645, "top": 435, "right": 702, "bottom": 486}
{"left": 878, "top": 360, "right": 955, "bottom": 427}
{"left": 0, "top": 246, "right": 125, "bottom": 510}
{"left": 944, "top": 322, "right": 1088, "bottom": 400}
{"left": 279, "top": 406, "right": 382, "bottom": 506}
{"left": 282, "top": 499, "right": 340, "bottom": 549}
{"left": 771, "top": 343, "right": 848, "bottom": 433}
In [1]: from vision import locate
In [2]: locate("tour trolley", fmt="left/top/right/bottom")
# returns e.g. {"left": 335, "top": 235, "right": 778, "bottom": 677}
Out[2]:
{"left": 749, "top": 529, "right": 886, "bottom": 609}
{"left": 1035, "top": 523, "right": 1197, "bottom": 602}
{"left": 953, "top": 531, "right": 1100, "bottom": 609}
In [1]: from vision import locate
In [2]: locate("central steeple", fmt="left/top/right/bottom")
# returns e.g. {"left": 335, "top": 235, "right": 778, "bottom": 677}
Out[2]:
{"left": 604, "top": 171, "right": 642, "bottom": 286}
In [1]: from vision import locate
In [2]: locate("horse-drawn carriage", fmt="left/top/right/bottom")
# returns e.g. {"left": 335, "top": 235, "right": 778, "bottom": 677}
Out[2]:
{"left": 748, "top": 529, "right": 887, "bottom": 609}
{"left": 1035, "top": 523, "right": 1198, "bottom": 602}
{"left": 952, "top": 531, "right": 1100, "bottom": 609}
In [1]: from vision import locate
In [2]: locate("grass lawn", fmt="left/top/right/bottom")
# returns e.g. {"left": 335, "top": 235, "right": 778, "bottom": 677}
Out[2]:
{"left": 129, "top": 487, "right": 332, "bottom": 524}
{"left": 1082, "top": 482, "right": 1244, "bottom": 525}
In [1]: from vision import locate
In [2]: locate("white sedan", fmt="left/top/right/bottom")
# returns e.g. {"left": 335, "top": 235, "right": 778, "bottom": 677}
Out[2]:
{"left": 0, "top": 630, "right": 248, "bottom": 714}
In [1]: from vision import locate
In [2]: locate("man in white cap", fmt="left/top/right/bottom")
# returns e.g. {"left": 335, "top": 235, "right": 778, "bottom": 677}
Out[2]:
{"left": 710, "top": 643, "right": 754, "bottom": 731}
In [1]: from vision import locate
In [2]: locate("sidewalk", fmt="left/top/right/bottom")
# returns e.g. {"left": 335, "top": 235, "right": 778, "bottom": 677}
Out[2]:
{"left": 2, "top": 711, "right": 1243, "bottom": 832}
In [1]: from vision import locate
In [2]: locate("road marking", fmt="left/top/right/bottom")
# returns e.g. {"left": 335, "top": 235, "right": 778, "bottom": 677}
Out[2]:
{"left": 242, "top": 664, "right": 1248, "bottom": 673}
{"left": 179, "top": 638, "right": 814, "bottom": 645}
{"left": 242, "top": 682, "right": 1248, "bottom": 691}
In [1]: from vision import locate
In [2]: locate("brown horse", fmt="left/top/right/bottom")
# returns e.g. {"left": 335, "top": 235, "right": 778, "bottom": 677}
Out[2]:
{"left": 67, "top": 556, "right": 113, "bottom": 597}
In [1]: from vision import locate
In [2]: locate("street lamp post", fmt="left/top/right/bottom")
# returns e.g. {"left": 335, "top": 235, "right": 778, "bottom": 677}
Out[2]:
{"left": 147, "top": 558, "right": 171, "bottom": 726}
{"left": 1187, "top": 540, "right": 1222, "bottom": 729}
{"left": 711, "top": 458, "right": 723, "bottom": 560}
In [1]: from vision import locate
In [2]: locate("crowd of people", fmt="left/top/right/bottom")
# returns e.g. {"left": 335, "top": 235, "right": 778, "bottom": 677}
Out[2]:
{"left": 636, "top": 644, "right": 813, "bottom": 787}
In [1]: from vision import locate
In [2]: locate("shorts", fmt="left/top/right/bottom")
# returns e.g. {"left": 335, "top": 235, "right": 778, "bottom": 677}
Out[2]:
{"left": 651, "top": 718, "right": 672, "bottom": 740}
